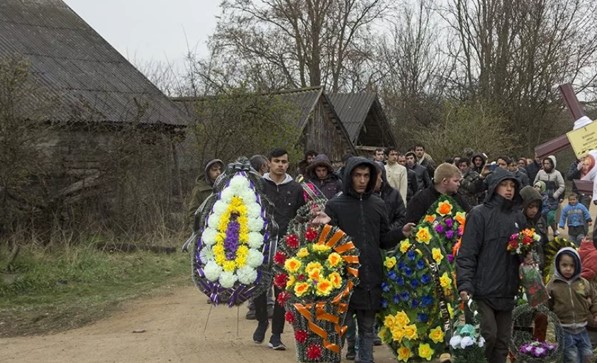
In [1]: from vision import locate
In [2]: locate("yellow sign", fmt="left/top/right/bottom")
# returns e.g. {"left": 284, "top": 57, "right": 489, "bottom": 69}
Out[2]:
{"left": 567, "top": 120, "right": 597, "bottom": 158}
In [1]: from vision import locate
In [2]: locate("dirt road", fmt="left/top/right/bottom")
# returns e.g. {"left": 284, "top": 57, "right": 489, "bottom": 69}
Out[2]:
{"left": 0, "top": 284, "right": 396, "bottom": 363}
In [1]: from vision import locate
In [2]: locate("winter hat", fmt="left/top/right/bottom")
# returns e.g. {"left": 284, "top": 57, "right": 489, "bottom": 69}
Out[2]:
{"left": 533, "top": 180, "right": 546, "bottom": 193}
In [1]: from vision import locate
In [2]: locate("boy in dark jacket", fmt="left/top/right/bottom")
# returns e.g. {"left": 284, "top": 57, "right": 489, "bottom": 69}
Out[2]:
{"left": 313, "top": 157, "right": 414, "bottom": 363}
{"left": 520, "top": 185, "right": 549, "bottom": 271}
{"left": 305, "top": 154, "right": 343, "bottom": 200}
{"left": 547, "top": 247, "right": 597, "bottom": 363}
{"left": 456, "top": 168, "right": 527, "bottom": 363}
{"left": 253, "top": 148, "right": 305, "bottom": 350}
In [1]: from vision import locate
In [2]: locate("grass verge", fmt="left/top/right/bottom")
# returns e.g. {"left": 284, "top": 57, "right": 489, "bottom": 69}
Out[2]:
{"left": 0, "top": 240, "right": 191, "bottom": 337}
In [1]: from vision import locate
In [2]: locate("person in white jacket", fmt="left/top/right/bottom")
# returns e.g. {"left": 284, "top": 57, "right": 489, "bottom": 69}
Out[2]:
{"left": 384, "top": 147, "right": 408, "bottom": 205}
{"left": 533, "top": 155, "right": 565, "bottom": 236}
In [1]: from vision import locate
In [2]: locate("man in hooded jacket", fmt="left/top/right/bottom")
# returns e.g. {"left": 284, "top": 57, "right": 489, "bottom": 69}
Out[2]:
{"left": 456, "top": 167, "right": 527, "bottom": 363}
{"left": 314, "top": 157, "right": 414, "bottom": 363}
{"left": 186, "top": 159, "right": 224, "bottom": 231}
{"left": 305, "top": 154, "right": 343, "bottom": 199}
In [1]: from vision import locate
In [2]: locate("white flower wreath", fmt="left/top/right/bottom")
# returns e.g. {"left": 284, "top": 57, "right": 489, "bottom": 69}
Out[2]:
{"left": 199, "top": 174, "right": 266, "bottom": 287}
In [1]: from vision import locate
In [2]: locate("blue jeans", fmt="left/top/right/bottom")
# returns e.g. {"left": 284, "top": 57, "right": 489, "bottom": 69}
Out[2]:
{"left": 563, "top": 328, "right": 593, "bottom": 363}
{"left": 349, "top": 309, "right": 375, "bottom": 363}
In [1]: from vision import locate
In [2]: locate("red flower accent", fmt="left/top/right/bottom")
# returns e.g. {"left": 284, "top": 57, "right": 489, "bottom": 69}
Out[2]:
{"left": 305, "top": 228, "right": 318, "bottom": 242}
{"left": 277, "top": 291, "right": 290, "bottom": 305}
{"left": 297, "top": 274, "right": 306, "bottom": 281}
{"left": 285, "top": 311, "right": 295, "bottom": 323}
{"left": 295, "top": 329, "right": 308, "bottom": 343}
{"left": 507, "top": 240, "right": 518, "bottom": 250}
{"left": 306, "top": 344, "right": 323, "bottom": 360}
{"left": 286, "top": 234, "right": 300, "bottom": 248}
{"left": 274, "top": 251, "right": 287, "bottom": 265}
{"left": 274, "top": 273, "right": 288, "bottom": 289}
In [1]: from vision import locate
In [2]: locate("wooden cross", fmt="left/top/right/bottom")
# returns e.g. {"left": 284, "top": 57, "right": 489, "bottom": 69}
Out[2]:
{"left": 534, "top": 84, "right": 592, "bottom": 193}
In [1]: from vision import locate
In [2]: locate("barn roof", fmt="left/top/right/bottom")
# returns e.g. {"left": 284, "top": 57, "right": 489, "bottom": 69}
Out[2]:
{"left": 0, "top": 0, "right": 187, "bottom": 127}
{"left": 328, "top": 92, "right": 396, "bottom": 147}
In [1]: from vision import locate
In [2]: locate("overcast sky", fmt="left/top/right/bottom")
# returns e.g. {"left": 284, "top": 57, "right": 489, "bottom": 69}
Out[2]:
{"left": 63, "top": 1, "right": 220, "bottom": 72}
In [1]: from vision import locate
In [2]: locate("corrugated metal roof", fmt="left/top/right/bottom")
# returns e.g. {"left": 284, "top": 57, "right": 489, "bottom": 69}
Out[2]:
{"left": 0, "top": 0, "right": 188, "bottom": 126}
{"left": 328, "top": 93, "right": 377, "bottom": 143}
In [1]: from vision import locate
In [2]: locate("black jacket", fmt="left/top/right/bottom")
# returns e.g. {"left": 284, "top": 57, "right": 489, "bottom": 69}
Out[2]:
{"left": 325, "top": 157, "right": 403, "bottom": 310}
{"left": 405, "top": 186, "right": 471, "bottom": 225}
{"left": 456, "top": 168, "right": 527, "bottom": 311}
{"left": 520, "top": 185, "right": 549, "bottom": 270}
{"left": 377, "top": 166, "right": 406, "bottom": 230}
{"left": 408, "top": 163, "right": 431, "bottom": 192}
{"left": 263, "top": 173, "right": 305, "bottom": 237}
{"left": 305, "top": 154, "right": 343, "bottom": 200}
{"left": 405, "top": 168, "right": 417, "bottom": 202}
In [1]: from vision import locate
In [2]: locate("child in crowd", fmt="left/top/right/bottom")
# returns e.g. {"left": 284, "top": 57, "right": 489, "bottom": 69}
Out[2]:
{"left": 520, "top": 186, "right": 549, "bottom": 271}
{"left": 559, "top": 193, "right": 592, "bottom": 245}
{"left": 547, "top": 247, "right": 597, "bottom": 363}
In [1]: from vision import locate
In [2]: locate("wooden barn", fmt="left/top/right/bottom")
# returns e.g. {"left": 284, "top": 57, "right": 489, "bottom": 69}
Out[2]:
{"left": 276, "top": 87, "right": 356, "bottom": 162}
{"left": 328, "top": 92, "right": 397, "bottom": 155}
{"left": 0, "top": 0, "right": 189, "bottom": 233}
{"left": 173, "top": 87, "right": 356, "bottom": 167}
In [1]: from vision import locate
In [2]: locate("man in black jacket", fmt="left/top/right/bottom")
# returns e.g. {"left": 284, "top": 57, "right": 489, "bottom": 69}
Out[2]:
{"left": 314, "top": 157, "right": 414, "bottom": 363}
{"left": 405, "top": 151, "right": 431, "bottom": 194}
{"left": 456, "top": 168, "right": 527, "bottom": 363}
{"left": 405, "top": 163, "right": 471, "bottom": 225}
{"left": 253, "top": 148, "right": 305, "bottom": 351}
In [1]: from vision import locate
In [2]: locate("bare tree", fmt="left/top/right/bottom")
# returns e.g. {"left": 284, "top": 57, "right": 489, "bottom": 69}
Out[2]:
{"left": 209, "top": 0, "right": 390, "bottom": 92}
{"left": 444, "top": 0, "right": 597, "bottom": 152}
{"left": 375, "top": 0, "right": 448, "bottom": 147}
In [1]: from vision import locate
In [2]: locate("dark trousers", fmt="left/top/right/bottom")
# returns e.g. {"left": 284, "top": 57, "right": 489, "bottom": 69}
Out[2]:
{"left": 476, "top": 300, "right": 513, "bottom": 363}
{"left": 346, "top": 309, "right": 375, "bottom": 363}
{"left": 255, "top": 286, "right": 285, "bottom": 335}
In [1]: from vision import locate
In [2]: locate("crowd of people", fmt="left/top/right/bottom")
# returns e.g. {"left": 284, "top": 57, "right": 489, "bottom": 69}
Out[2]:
{"left": 186, "top": 145, "right": 597, "bottom": 363}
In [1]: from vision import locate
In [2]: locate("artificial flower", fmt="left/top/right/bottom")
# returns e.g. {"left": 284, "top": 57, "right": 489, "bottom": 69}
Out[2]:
{"left": 306, "top": 344, "right": 322, "bottom": 360}
{"left": 436, "top": 200, "right": 453, "bottom": 216}
{"left": 304, "top": 228, "right": 318, "bottom": 241}
{"left": 274, "top": 273, "right": 288, "bottom": 289}
{"left": 440, "top": 272, "right": 452, "bottom": 289}
{"left": 204, "top": 261, "right": 223, "bottom": 281}
{"left": 315, "top": 278, "right": 333, "bottom": 296}
{"left": 312, "top": 243, "right": 331, "bottom": 252}
{"left": 399, "top": 239, "right": 411, "bottom": 253}
{"left": 285, "top": 234, "right": 300, "bottom": 248}
{"left": 294, "top": 282, "right": 310, "bottom": 297}
{"left": 404, "top": 324, "right": 418, "bottom": 340}
{"left": 416, "top": 227, "right": 432, "bottom": 244}
{"left": 328, "top": 272, "right": 343, "bottom": 288}
{"left": 294, "top": 329, "right": 308, "bottom": 343}
{"left": 428, "top": 326, "right": 444, "bottom": 343}
{"left": 418, "top": 343, "right": 434, "bottom": 360}
{"left": 397, "top": 346, "right": 412, "bottom": 362}
{"left": 385, "top": 256, "right": 397, "bottom": 269}
{"left": 327, "top": 252, "right": 342, "bottom": 267}
{"left": 273, "top": 251, "right": 287, "bottom": 265}
{"left": 219, "top": 271, "right": 237, "bottom": 288}
{"left": 285, "top": 258, "right": 302, "bottom": 273}
{"left": 285, "top": 310, "right": 295, "bottom": 323}
{"left": 432, "top": 248, "right": 444, "bottom": 264}
{"left": 395, "top": 311, "right": 410, "bottom": 326}
{"left": 424, "top": 214, "right": 436, "bottom": 223}
{"left": 297, "top": 247, "right": 310, "bottom": 258}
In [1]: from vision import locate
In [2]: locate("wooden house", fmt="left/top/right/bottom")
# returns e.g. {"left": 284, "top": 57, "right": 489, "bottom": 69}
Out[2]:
{"left": 0, "top": 0, "right": 189, "bottom": 227}
{"left": 328, "top": 92, "right": 397, "bottom": 156}
{"left": 173, "top": 87, "right": 356, "bottom": 168}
